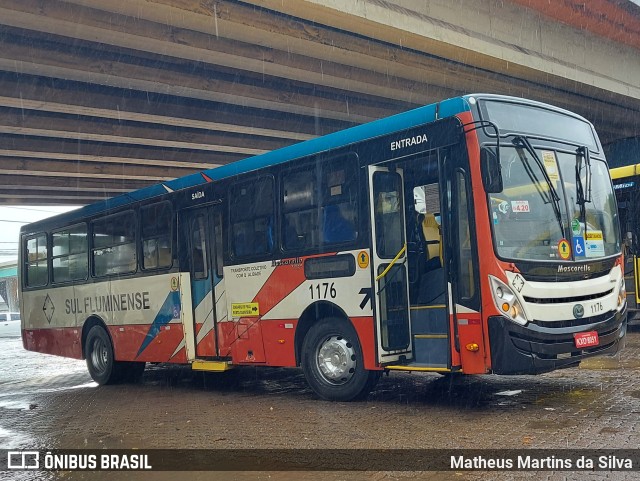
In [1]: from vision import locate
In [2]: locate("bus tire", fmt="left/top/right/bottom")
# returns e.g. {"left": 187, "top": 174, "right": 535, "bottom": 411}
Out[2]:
{"left": 84, "top": 325, "right": 121, "bottom": 385}
{"left": 301, "top": 317, "right": 380, "bottom": 401}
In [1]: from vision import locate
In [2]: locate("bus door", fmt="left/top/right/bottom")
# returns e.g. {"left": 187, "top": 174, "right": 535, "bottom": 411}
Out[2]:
{"left": 183, "top": 205, "right": 224, "bottom": 359}
{"left": 441, "top": 155, "right": 484, "bottom": 373}
{"left": 368, "top": 166, "right": 412, "bottom": 363}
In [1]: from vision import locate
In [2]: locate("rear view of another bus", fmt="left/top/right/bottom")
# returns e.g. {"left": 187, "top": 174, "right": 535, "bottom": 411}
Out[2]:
{"left": 611, "top": 163, "right": 640, "bottom": 321}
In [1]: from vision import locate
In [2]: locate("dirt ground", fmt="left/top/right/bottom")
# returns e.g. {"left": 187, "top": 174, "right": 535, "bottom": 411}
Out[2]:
{"left": 1, "top": 325, "right": 640, "bottom": 481}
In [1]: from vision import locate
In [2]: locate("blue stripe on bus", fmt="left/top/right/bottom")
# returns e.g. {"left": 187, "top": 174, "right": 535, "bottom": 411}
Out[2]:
{"left": 136, "top": 290, "right": 181, "bottom": 358}
{"left": 191, "top": 277, "right": 212, "bottom": 308}
{"left": 29, "top": 96, "right": 471, "bottom": 222}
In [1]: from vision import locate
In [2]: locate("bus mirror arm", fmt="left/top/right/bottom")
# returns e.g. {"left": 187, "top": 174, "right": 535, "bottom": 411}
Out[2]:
{"left": 480, "top": 147, "right": 503, "bottom": 193}
{"left": 462, "top": 120, "right": 503, "bottom": 194}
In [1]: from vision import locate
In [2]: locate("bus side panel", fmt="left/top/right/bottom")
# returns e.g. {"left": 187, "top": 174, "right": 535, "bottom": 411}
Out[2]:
{"left": 22, "top": 287, "right": 83, "bottom": 359}
{"left": 104, "top": 273, "right": 190, "bottom": 363}
{"left": 223, "top": 251, "right": 377, "bottom": 369}
{"left": 260, "top": 319, "right": 298, "bottom": 366}
{"left": 22, "top": 274, "right": 191, "bottom": 364}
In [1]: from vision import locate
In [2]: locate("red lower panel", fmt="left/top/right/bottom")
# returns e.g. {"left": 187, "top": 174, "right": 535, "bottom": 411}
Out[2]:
{"left": 351, "top": 316, "right": 380, "bottom": 371}
{"left": 108, "top": 324, "right": 186, "bottom": 363}
{"left": 455, "top": 314, "right": 487, "bottom": 374}
{"left": 23, "top": 328, "right": 83, "bottom": 359}
{"left": 195, "top": 322, "right": 216, "bottom": 357}
{"left": 260, "top": 319, "right": 297, "bottom": 367}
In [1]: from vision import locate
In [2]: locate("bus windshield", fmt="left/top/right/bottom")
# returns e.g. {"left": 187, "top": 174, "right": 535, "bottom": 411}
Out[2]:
{"left": 490, "top": 146, "right": 620, "bottom": 261}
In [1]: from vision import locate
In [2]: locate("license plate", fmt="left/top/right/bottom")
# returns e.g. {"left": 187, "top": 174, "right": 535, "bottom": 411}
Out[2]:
{"left": 574, "top": 331, "right": 599, "bottom": 349}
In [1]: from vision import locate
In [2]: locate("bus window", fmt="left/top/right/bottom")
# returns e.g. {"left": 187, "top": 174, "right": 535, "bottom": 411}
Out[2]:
{"left": 455, "top": 171, "right": 474, "bottom": 300}
{"left": 141, "top": 202, "right": 173, "bottom": 270}
{"left": 320, "top": 160, "right": 358, "bottom": 244}
{"left": 92, "top": 211, "right": 137, "bottom": 277}
{"left": 52, "top": 224, "right": 88, "bottom": 283}
{"left": 213, "top": 208, "right": 224, "bottom": 278}
{"left": 282, "top": 156, "right": 358, "bottom": 251}
{"left": 25, "top": 233, "right": 48, "bottom": 287}
{"left": 374, "top": 172, "right": 404, "bottom": 258}
{"left": 230, "top": 177, "right": 274, "bottom": 258}
{"left": 282, "top": 169, "right": 317, "bottom": 250}
{"left": 191, "top": 214, "right": 208, "bottom": 280}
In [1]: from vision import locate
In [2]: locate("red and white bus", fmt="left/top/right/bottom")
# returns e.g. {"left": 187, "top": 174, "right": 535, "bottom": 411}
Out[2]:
{"left": 19, "top": 94, "right": 627, "bottom": 401}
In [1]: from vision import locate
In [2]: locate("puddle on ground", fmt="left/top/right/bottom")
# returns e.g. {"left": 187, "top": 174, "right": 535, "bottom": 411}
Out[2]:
{"left": 526, "top": 419, "right": 577, "bottom": 430}
{"left": 580, "top": 356, "right": 640, "bottom": 370}
{"left": 628, "top": 390, "right": 640, "bottom": 399}
{"left": 579, "top": 357, "right": 621, "bottom": 370}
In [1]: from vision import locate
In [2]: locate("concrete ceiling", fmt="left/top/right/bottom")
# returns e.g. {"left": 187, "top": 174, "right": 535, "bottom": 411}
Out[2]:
{"left": 0, "top": 0, "right": 639, "bottom": 205}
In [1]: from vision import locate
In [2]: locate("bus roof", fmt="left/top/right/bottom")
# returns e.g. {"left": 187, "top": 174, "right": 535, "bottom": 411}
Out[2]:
{"left": 22, "top": 95, "right": 474, "bottom": 232}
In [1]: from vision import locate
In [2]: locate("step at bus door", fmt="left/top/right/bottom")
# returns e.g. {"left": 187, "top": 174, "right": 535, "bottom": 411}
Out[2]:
{"left": 183, "top": 205, "right": 223, "bottom": 358}
{"left": 368, "top": 166, "right": 412, "bottom": 363}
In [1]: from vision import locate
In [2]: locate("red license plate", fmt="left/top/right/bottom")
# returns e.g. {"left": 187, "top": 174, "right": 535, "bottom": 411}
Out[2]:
{"left": 574, "top": 331, "right": 599, "bottom": 348}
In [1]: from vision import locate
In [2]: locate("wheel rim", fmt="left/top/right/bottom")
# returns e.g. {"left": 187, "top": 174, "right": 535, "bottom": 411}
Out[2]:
{"left": 316, "top": 335, "right": 357, "bottom": 385}
{"left": 90, "top": 336, "right": 109, "bottom": 374}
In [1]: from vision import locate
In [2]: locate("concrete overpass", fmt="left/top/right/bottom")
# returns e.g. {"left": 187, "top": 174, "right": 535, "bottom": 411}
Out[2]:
{"left": 0, "top": 0, "right": 638, "bottom": 205}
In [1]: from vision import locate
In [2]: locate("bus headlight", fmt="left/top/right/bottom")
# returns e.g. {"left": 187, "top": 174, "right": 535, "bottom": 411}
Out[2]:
{"left": 618, "top": 278, "right": 626, "bottom": 311}
{"left": 489, "top": 275, "right": 529, "bottom": 326}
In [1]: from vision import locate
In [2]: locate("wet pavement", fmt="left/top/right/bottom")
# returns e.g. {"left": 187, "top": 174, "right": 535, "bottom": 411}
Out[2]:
{"left": 1, "top": 326, "right": 640, "bottom": 481}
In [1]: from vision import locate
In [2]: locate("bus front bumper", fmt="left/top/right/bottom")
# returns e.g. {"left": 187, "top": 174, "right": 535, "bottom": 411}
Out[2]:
{"left": 487, "top": 308, "right": 627, "bottom": 375}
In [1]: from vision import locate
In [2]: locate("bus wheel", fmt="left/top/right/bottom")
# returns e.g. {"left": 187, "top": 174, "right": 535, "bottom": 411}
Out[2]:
{"left": 84, "top": 325, "right": 120, "bottom": 385}
{"left": 301, "top": 317, "right": 380, "bottom": 401}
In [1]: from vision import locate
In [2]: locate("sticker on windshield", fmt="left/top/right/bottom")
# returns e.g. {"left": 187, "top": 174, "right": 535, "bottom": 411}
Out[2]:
{"left": 542, "top": 151, "right": 559, "bottom": 181}
{"left": 558, "top": 238, "right": 571, "bottom": 260}
{"left": 574, "top": 236, "right": 586, "bottom": 257}
{"left": 511, "top": 200, "right": 530, "bottom": 213}
{"left": 571, "top": 218, "right": 582, "bottom": 235}
{"left": 585, "top": 230, "right": 605, "bottom": 258}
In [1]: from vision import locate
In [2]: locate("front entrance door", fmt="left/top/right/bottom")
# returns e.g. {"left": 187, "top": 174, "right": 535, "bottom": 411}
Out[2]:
{"left": 368, "top": 166, "right": 412, "bottom": 363}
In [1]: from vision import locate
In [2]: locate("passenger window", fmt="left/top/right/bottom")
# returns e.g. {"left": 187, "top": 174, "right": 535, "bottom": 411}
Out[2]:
{"left": 92, "top": 211, "right": 137, "bottom": 276}
{"left": 141, "top": 202, "right": 173, "bottom": 270}
{"left": 25, "top": 234, "right": 48, "bottom": 287}
{"left": 282, "top": 155, "right": 358, "bottom": 251}
{"left": 230, "top": 177, "right": 274, "bottom": 258}
{"left": 52, "top": 224, "right": 88, "bottom": 283}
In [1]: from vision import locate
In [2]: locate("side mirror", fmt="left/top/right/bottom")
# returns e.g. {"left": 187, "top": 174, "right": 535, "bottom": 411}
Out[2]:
{"left": 481, "top": 147, "right": 503, "bottom": 193}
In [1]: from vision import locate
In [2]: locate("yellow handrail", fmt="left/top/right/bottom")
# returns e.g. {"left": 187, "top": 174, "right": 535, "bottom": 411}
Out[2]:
{"left": 375, "top": 244, "right": 407, "bottom": 281}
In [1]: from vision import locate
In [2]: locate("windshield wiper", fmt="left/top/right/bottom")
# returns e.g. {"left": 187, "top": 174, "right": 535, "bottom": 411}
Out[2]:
{"left": 512, "top": 136, "right": 566, "bottom": 239}
{"left": 575, "top": 146, "right": 592, "bottom": 225}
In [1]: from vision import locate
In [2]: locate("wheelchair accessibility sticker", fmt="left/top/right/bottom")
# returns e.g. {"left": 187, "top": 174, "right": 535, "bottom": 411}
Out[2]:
{"left": 574, "top": 236, "right": 586, "bottom": 257}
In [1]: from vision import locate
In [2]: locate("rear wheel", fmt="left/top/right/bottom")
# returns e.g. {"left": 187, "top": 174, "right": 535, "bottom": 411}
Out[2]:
{"left": 84, "top": 325, "right": 121, "bottom": 385}
{"left": 301, "top": 317, "right": 380, "bottom": 401}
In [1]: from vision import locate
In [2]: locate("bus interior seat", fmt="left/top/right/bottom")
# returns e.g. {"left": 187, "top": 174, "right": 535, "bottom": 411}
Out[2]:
{"left": 416, "top": 266, "right": 446, "bottom": 304}
{"left": 322, "top": 204, "right": 355, "bottom": 244}
{"left": 422, "top": 213, "right": 442, "bottom": 269}
{"left": 284, "top": 217, "right": 304, "bottom": 249}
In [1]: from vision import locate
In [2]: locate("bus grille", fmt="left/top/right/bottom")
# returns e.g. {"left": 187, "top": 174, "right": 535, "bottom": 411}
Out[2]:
{"left": 523, "top": 288, "right": 613, "bottom": 305}
{"left": 529, "top": 310, "right": 613, "bottom": 328}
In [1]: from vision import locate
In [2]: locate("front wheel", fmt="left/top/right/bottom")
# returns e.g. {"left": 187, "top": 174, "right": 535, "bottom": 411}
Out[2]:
{"left": 301, "top": 317, "right": 380, "bottom": 401}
